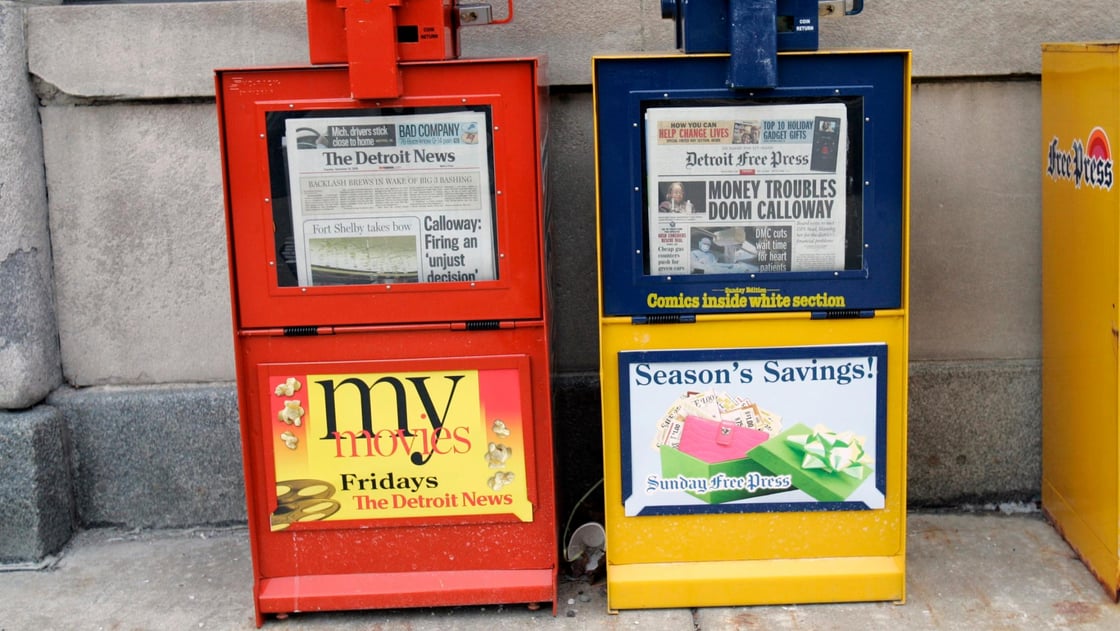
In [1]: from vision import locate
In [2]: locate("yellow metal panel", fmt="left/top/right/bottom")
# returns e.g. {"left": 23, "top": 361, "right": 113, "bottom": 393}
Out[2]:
{"left": 600, "top": 316, "right": 907, "bottom": 563}
{"left": 1041, "top": 42, "right": 1120, "bottom": 599}
{"left": 607, "top": 555, "right": 905, "bottom": 610}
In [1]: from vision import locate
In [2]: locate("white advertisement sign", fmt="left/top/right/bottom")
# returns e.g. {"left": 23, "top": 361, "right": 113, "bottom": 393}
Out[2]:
{"left": 619, "top": 344, "right": 886, "bottom": 516}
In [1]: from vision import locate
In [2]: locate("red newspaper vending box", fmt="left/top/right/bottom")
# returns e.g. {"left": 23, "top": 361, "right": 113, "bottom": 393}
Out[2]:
{"left": 216, "top": 8, "right": 556, "bottom": 621}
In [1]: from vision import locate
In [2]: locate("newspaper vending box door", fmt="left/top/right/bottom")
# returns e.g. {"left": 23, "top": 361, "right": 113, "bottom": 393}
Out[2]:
{"left": 1041, "top": 41, "right": 1120, "bottom": 601}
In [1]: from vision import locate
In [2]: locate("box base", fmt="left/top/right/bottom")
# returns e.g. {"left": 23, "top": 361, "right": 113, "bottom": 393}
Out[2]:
{"left": 1042, "top": 480, "right": 1120, "bottom": 602}
{"left": 606, "top": 555, "right": 905, "bottom": 610}
{"left": 258, "top": 568, "right": 557, "bottom": 622}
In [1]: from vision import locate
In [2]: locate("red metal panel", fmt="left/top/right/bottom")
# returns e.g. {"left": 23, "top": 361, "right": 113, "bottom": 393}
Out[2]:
{"left": 216, "top": 59, "right": 546, "bottom": 329}
{"left": 258, "top": 569, "right": 555, "bottom": 613}
{"left": 306, "top": 1, "right": 457, "bottom": 69}
{"left": 395, "top": 0, "right": 457, "bottom": 61}
{"left": 339, "top": 0, "right": 404, "bottom": 98}
{"left": 305, "top": 0, "right": 348, "bottom": 64}
{"left": 233, "top": 328, "right": 556, "bottom": 622}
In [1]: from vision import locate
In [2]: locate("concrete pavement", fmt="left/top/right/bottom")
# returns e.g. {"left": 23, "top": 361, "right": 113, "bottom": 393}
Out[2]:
{"left": 1, "top": 509, "right": 1118, "bottom": 630}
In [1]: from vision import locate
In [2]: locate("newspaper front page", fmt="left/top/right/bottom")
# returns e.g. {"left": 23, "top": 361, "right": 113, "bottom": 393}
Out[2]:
{"left": 645, "top": 102, "right": 848, "bottom": 276}
{"left": 284, "top": 110, "right": 496, "bottom": 286}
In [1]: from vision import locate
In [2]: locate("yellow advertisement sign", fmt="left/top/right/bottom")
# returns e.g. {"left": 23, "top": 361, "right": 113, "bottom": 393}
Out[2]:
{"left": 261, "top": 363, "right": 532, "bottom": 530}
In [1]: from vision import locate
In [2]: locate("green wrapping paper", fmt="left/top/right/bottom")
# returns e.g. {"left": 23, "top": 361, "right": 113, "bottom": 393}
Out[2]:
{"left": 658, "top": 446, "right": 789, "bottom": 504}
{"left": 747, "top": 422, "right": 874, "bottom": 502}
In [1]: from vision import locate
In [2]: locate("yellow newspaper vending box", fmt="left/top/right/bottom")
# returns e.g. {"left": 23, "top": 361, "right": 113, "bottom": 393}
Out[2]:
{"left": 593, "top": 39, "right": 911, "bottom": 615}
{"left": 1041, "top": 42, "right": 1120, "bottom": 601}
{"left": 594, "top": 0, "right": 907, "bottom": 612}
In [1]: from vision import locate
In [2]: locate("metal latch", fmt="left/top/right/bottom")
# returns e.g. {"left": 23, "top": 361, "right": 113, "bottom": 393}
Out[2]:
{"left": 810, "top": 309, "right": 875, "bottom": 320}
{"left": 818, "top": 0, "right": 864, "bottom": 17}
{"left": 632, "top": 314, "right": 698, "bottom": 325}
{"left": 458, "top": 1, "right": 514, "bottom": 26}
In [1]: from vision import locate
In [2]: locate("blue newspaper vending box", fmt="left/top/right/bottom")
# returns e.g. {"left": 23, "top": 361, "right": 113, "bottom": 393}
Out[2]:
{"left": 594, "top": 6, "right": 911, "bottom": 608}
{"left": 596, "top": 51, "right": 907, "bottom": 318}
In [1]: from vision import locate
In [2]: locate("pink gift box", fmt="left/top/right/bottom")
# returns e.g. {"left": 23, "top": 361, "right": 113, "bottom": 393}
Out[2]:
{"left": 676, "top": 416, "right": 769, "bottom": 464}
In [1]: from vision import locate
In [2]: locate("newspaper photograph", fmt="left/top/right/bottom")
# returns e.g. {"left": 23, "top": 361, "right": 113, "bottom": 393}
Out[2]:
{"left": 645, "top": 102, "right": 849, "bottom": 275}
{"left": 283, "top": 110, "right": 497, "bottom": 286}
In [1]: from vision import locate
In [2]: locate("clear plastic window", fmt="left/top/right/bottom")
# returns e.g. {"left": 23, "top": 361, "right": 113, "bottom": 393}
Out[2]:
{"left": 641, "top": 97, "right": 864, "bottom": 276}
{"left": 265, "top": 106, "right": 498, "bottom": 287}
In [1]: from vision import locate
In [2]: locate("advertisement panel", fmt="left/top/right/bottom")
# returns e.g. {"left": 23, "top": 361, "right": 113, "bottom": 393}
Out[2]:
{"left": 258, "top": 359, "right": 534, "bottom": 531}
{"left": 619, "top": 344, "right": 887, "bottom": 516}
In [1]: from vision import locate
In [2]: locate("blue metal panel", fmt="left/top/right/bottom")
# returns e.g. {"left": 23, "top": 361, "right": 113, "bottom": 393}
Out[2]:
{"left": 728, "top": 1, "right": 778, "bottom": 88}
{"left": 594, "top": 51, "right": 908, "bottom": 317}
{"left": 679, "top": 0, "right": 731, "bottom": 53}
{"left": 775, "top": 0, "right": 820, "bottom": 52}
{"left": 669, "top": 0, "right": 821, "bottom": 56}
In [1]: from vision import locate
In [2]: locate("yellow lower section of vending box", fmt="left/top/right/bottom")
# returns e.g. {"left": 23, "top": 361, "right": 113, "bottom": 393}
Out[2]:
{"left": 599, "top": 312, "right": 908, "bottom": 606}
{"left": 605, "top": 554, "right": 905, "bottom": 610}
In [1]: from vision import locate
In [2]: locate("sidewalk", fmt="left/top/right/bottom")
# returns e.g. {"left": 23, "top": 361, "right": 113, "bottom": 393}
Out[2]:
{"left": 1, "top": 510, "right": 1117, "bottom": 630}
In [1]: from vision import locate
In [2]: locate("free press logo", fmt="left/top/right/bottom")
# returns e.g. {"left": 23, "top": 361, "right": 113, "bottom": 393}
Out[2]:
{"left": 1047, "top": 127, "right": 1115, "bottom": 191}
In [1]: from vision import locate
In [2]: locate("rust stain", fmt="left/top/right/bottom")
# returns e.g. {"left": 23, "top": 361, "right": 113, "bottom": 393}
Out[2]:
{"left": 729, "top": 611, "right": 760, "bottom": 628}
{"left": 918, "top": 524, "right": 954, "bottom": 546}
{"left": 1053, "top": 600, "right": 1103, "bottom": 625}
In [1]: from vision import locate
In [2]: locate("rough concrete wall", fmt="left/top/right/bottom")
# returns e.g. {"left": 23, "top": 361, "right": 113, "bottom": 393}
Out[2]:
{"left": 0, "top": 2, "right": 60, "bottom": 408}
{"left": 25, "top": 0, "right": 1092, "bottom": 383}
{"left": 41, "top": 104, "right": 232, "bottom": 385}
{"left": 820, "top": 2, "right": 1120, "bottom": 77}
{"left": 27, "top": 1, "right": 308, "bottom": 100}
{"left": 0, "top": 406, "right": 73, "bottom": 564}
{"left": 910, "top": 80, "right": 1042, "bottom": 361}
{"left": 908, "top": 360, "right": 1042, "bottom": 506}
{"left": 47, "top": 384, "right": 243, "bottom": 529}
